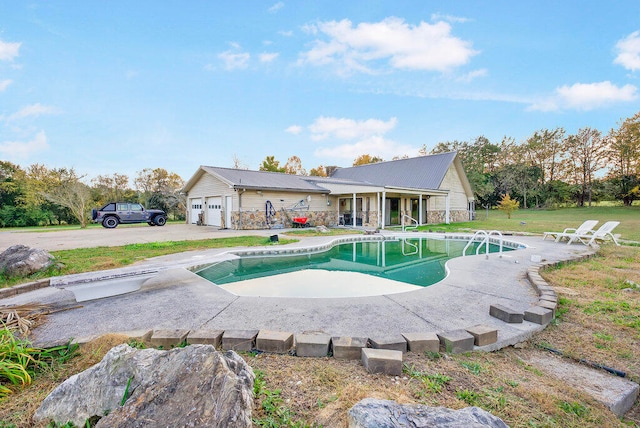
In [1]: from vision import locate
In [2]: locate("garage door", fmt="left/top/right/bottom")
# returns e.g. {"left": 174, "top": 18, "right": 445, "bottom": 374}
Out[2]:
{"left": 206, "top": 197, "right": 222, "bottom": 227}
{"left": 190, "top": 198, "right": 202, "bottom": 224}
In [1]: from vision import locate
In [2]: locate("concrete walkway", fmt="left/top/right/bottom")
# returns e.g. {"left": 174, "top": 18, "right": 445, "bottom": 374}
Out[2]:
{"left": 1, "top": 231, "right": 591, "bottom": 349}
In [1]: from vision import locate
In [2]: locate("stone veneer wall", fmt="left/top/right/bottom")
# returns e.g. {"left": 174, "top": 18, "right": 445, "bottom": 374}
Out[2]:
{"left": 427, "top": 210, "right": 471, "bottom": 224}
{"left": 231, "top": 210, "right": 339, "bottom": 230}
{"left": 230, "top": 209, "right": 470, "bottom": 229}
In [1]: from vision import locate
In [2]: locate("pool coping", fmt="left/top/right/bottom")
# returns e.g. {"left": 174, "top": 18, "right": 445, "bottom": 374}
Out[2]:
{"left": 1, "top": 232, "right": 593, "bottom": 354}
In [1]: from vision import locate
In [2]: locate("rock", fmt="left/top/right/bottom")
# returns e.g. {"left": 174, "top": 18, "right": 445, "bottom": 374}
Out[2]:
{"left": 0, "top": 245, "right": 54, "bottom": 277}
{"left": 348, "top": 398, "right": 509, "bottom": 428}
{"left": 34, "top": 344, "right": 254, "bottom": 427}
{"left": 315, "top": 225, "right": 330, "bottom": 233}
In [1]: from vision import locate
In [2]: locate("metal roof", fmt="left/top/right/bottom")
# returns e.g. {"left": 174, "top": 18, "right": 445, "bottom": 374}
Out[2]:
{"left": 201, "top": 166, "right": 328, "bottom": 193}
{"left": 330, "top": 151, "right": 458, "bottom": 190}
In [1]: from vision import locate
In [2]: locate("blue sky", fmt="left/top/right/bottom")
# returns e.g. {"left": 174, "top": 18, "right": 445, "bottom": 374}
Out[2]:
{"left": 1, "top": 1, "right": 639, "bottom": 183}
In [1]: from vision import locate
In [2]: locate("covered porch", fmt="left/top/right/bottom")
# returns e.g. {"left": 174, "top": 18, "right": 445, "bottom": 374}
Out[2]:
{"left": 333, "top": 187, "right": 452, "bottom": 229}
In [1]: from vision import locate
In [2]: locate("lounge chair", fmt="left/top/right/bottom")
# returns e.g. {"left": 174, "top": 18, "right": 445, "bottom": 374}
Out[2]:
{"left": 543, "top": 220, "right": 598, "bottom": 242}
{"left": 566, "top": 221, "right": 621, "bottom": 246}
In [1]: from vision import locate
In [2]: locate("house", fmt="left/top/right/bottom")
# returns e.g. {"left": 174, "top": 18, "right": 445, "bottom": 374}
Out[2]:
{"left": 181, "top": 151, "right": 475, "bottom": 230}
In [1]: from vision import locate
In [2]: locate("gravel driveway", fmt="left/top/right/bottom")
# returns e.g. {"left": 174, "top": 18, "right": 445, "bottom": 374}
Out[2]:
{"left": 0, "top": 224, "right": 276, "bottom": 251}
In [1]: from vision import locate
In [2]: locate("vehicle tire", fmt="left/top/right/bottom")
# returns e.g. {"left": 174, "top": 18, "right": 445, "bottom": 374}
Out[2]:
{"left": 102, "top": 216, "right": 119, "bottom": 229}
{"left": 154, "top": 215, "right": 167, "bottom": 226}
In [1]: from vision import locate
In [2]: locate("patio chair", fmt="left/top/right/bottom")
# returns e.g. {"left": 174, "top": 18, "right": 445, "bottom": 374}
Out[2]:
{"left": 543, "top": 220, "right": 598, "bottom": 242}
{"left": 566, "top": 221, "right": 621, "bottom": 246}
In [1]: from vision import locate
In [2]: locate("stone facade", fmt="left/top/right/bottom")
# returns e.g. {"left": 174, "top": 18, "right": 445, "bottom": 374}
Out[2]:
{"left": 231, "top": 210, "right": 339, "bottom": 230}
{"left": 229, "top": 208, "right": 471, "bottom": 230}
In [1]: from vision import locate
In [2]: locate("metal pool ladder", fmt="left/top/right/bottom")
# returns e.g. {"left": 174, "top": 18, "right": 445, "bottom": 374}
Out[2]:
{"left": 463, "top": 230, "right": 504, "bottom": 258}
{"left": 402, "top": 215, "right": 418, "bottom": 232}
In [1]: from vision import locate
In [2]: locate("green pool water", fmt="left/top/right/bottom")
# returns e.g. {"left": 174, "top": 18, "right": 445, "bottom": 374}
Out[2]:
{"left": 196, "top": 238, "right": 512, "bottom": 288}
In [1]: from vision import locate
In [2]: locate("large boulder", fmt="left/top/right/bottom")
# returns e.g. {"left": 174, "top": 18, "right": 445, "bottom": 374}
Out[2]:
{"left": 348, "top": 398, "right": 509, "bottom": 428}
{"left": 0, "top": 244, "right": 54, "bottom": 277}
{"left": 34, "top": 344, "right": 255, "bottom": 427}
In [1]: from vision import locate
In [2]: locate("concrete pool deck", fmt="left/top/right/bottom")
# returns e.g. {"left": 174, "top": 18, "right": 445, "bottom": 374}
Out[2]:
{"left": 1, "top": 232, "right": 592, "bottom": 351}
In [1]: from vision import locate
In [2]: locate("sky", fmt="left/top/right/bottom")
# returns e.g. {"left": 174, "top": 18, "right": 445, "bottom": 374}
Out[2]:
{"left": 1, "top": 1, "right": 640, "bottom": 184}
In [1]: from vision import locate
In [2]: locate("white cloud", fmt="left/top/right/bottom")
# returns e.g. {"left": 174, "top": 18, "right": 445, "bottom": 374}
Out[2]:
{"left": 308, "top": 116, "right": 398, "bottom": 141}
{"left": 218, "top": 50, "right": 250, "bottom": 70}
{"left": 259, "top": 52, "right": 279, "bottom": 63}
{"left": 268, "top": 2, "right": 284, "bottom": 13}
{"left": 0, "top": 39, "right": 21, "bottom": 61}
{"left": 529, "top": 81, "right": 638, "bottom": 111}
{"left": 279, "top": 30, "right": 294, "bottom": 37}
{"left": 314, "top": 136, "right": 416, "bottom": 160}
{"left": 614, "top": 30, "right": 640, "bottom": 71}
{"left": 0, "top": 131, "right": 49, "bottom": 159}
{"left": 456, "top": 68, "right": 488, "bottom": 83}
{"left": 431, "top": 13, "right": 470, "bottom": 24}
{"left": 7, "top": 103, "right": 60, "bottom": 121}
{"left": 298, "top": 17, "right": 478, "bottom": 74}
{"left": 0, "top": 79, "right": 12, "bottom": 91}
{"left": 285, "top": 125, "right": 302, "bottom": 134}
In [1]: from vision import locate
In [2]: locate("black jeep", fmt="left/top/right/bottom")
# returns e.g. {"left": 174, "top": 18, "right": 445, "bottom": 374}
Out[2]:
{"left": 91, "top": 202, "right": 167, "bottom": 228}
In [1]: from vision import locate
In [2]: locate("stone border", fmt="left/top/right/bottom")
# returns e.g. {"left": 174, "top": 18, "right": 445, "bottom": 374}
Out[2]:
{"left": 0, "top": 278, "right": 50, "bottom": 299}
{"left": 489, "top": 248, "right": 597, "bottom": 330}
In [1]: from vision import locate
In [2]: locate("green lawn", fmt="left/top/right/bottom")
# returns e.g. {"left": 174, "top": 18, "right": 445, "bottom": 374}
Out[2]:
{"left": 417, "top": 206, "right": 640, "bottom": 242}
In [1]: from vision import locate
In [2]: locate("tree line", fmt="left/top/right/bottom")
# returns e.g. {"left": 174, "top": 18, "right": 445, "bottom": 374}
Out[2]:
{"left": 2, "top": 110, "right": 638, "bottom": 228}
{"left": 0, "top": 164, "right": 185, "bottom": 228}
{"left": 259, "top": 111, "right": 640, "bottom": 209}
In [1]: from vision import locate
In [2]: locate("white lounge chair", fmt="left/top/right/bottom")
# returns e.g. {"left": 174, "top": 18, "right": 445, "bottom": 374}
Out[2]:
{"left": 566, "top": 221, "right": 621, "bottom": 246}
{"left": 543, "top": 220, "right": 599, "bottom": 242}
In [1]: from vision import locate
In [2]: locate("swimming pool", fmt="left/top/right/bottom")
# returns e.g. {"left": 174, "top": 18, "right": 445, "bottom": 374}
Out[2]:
{"left": 195, "top": 236, "right": 513, "bottom": 297}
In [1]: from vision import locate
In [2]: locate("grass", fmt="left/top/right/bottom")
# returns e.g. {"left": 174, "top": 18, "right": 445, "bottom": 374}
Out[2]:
{"left": 0, "top": 236, "right": 297, "bottom": 288}
{"left": 416, "top": 205, "right": 640, "bottom": 242}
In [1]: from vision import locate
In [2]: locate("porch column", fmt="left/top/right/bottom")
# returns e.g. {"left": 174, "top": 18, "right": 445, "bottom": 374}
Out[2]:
{"left": 445, "top": 193, "right": 450, "bottom": 224}
{"left": 352, "top": 193, "right": 357, "bottom": 227}
{"left": 381, "top": 190, "right": 386, "bottom": 230}
{"left": 418, "top": 195, "right": 423, "bottom": 225}
{"left": 377, "top": 192, "right": 381, "bottom": 228}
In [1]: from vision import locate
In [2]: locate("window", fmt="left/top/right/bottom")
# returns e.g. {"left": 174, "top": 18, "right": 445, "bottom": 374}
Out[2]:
{"left": 130, "top": 203, "right": 143, "bottom": 211}
{"left": 117, "top": 203, "right": 128, "bottom": 211}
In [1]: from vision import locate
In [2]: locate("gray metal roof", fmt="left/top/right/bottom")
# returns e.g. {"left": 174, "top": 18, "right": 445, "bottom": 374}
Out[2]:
{"left": 330, "top": 151, "right": 457, "bottom": 190}
{"left": 201, "top": 166, "right": 328, "bottom": 193}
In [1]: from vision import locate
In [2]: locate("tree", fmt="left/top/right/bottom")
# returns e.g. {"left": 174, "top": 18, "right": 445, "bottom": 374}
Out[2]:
{"left": 309, "top": 165, "right": 328, "bottom": 177}
{"left": 564, "top": 127, "right": 607, "bottom": 206}
{"left": 494, "top": 163, "right": 542, "bottom": 209}
{"left": 352, "top": 154, "right": 383, "bottom": 166}
{"left": 607, "top": 111, "right": 640, "bottom": 206}
{"left": 283, "top": 156, "right": 307, "bottom": 175}
{"left": 232, "top": 154, "right": 248, "bottom": 170}
{"left": 497, "top": 193, "right": 519, "bottom": 219}
{"left": 44, "top": 170, "right": 92, "bottom": 228}
{"left": 134, "top": 168, "right": 185, "bottom": 219}
{"left": 522, "top": 128, "right": 566, "bottom": 185}
{"left": 259, "top": 156, "right": 285, "bottom": 173}
{"left": 91, "top": 173, "right": 132, "bottom": 206}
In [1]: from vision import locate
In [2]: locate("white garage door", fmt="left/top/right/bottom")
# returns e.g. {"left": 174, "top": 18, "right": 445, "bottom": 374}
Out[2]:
{"left": 190, "top": 198, "right": 202, "bottom": 224}
{"left": 206, "top": 197, "right": 222, "bottom": 227}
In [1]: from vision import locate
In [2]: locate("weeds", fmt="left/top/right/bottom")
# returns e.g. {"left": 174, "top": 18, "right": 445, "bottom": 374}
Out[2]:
{"left": 252, "top": 369, "right": 311, "bottom": 428}
{"left": 0, "top": 327, "right": 78, "bottom": 398}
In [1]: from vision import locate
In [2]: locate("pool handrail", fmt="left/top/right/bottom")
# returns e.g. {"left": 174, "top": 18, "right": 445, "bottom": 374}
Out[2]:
{"left": 402, "top": 214, "right": 419, "bottom": 232}
{"left": 463, "top": 230, "right": 504, "bottom": 258}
